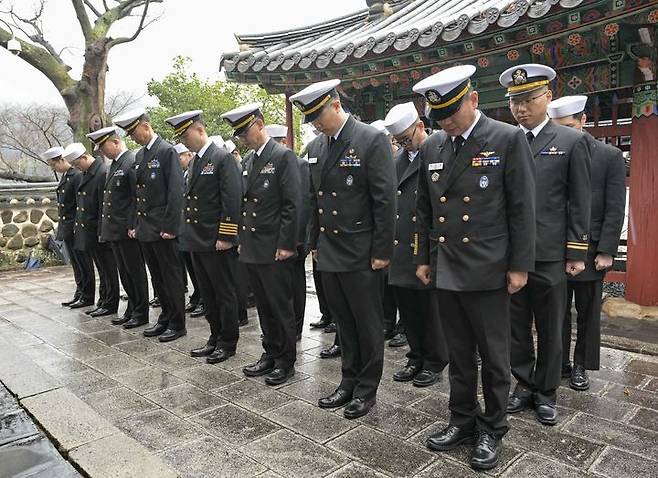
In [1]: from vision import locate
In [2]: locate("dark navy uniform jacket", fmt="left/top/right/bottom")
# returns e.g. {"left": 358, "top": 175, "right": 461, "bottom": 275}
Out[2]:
{"left": 73, "top": 158, "right": 106, "bottom": 251}
{"left": 179, "top": 142, "right": 242, "bottom": 252}
{"left": 306, "top": 115, "right": 397, "bottom": 272}
{"left": 414, "top": 113, "right": 536, "bottom": 291}
{"left": 134, "top": 136, "right": 184, "bottom": 242}
{"left": 56, "top": 167, "right": 82, "bottom": 242}
{"left": 100, "top": 150, "right": 137, "bottom": 243}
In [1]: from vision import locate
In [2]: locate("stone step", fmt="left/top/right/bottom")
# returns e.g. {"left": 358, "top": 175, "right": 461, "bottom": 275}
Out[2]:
{"left": 0, "top": 335, "right": 178, "bottom": 478}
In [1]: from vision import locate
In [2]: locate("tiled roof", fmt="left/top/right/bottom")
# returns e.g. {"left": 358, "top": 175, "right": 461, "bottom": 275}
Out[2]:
{"left": 220, "top": 0, "right": 585, "bottom": 74}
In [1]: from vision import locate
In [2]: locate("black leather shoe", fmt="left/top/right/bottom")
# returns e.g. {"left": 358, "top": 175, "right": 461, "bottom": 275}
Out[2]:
{"left": 89, "top": 308, "right": 117, "bottom": 318}
{"left": 69, "top": 300, "right": 94, "bottom": 310}
{"left": 112, "top": 315, "right": 131, "bottom": 325}
{"left": 427, "top": 425, "right": 476, "bottom": 451}
{"left": 159, "top": 328, "right": 187, "bottom": 342}
{"left": 323, "top": 322, "right": 337, "bottom": 334}
{"left": 535, "top": 403, "right": 558, "bottom": 426}
{"left": 310, "top": 316, "right": 331, "bottom": 329}
{"left": 207, "top": 348, "right": 235, "bottom": 364}
{"left": 61, "top": 297, "right": 79, "bottom": 307}
{"left": 320, "top": 345, "right": 341, "bottom": 359}
{"left": 123, "top": 318, "right": 148, "bottom": 329}
{"left": 190, "top": 304, "right": 206, "bottom": 318}
{"left": 318, "top": 389, "right": 352, "bottom": 409}
{"left": 388, "top": 333, "right": 408, "bottom": 348}
{"left": 344, "top": 397, "right": 375, "bottom": 419}
{"left": 562, "top": 362, "right": 573, "bottom": 378}
{"left": 506, "top": 394, "right": 532, "bottom": 414}
{"left": 570, "top": 364, "right": 589, "bottom": 391}
{"left": 470, "top": 431, "right": 501, "bottom": 471}
{"left": 243, "top": 359, "right": 275, "bottom": 377}
{"left": 190, "top": 344, "right": 216, "bottom": 357}
{"left": 264, "top": 367, "right": 294, "bottom": 385}
{"left": 143, "top": 323, "right": 168, "bottom": 337}
{"left": 149, "top": 297, "right": 161, "bottom": 308}
{"left": 185, "top": 301, "right": 199, "bottom": 313}
{"left": 393, "top": 364, "right": 421, "bottom": 382}
{"left": 413, "top": 369, "right": 441, "bottom": 387}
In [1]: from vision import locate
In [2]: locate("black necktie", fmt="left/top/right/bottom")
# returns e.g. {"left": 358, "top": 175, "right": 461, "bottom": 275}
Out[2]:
{"left": 526, "top": 131, "right": 535, "bottom": 144}
{"left": 453, "top": 136, "right": 465, "bottom": 155}
{"left": 329, "top": 136, "right": 335, "bottom": 148}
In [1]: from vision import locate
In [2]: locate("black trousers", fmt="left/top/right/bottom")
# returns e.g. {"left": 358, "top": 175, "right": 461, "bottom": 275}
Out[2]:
{"left": 247, "top": 262, "right": 296, "bottom": 369}
{"left": 438, "top": 287, "right": 511, "bottom": 438}
{"left": 293, "top": 247, "right": 307, "bottom": 336}
{"left": 91, "top": 242, "right": 119, "bottom": 311}
{"left": 322, "top": 269, "right": 384, "bottom": 401}
{"left": 393, "top": 287, "right": 448, "bottom": 372}
{"left": 563, "top": 280, "right": 602, "bottom": 370}
{"left": 111, "top": 239, "right": 148, "bottom": 321}
{"left": 235, "top": 260, "right": 250, "bottom": 323}
{"left": 181, "top": 251, "right": 201, "bottom": 305}
{"left": 64, "top": 236, "right": 87, "bottom": 300}
{"left": 191, "top": 249, "right": 240, "bottom": 351}
{"left": 312, "top": 259, "right": 332, "bottom": 323}
{"left": 141, "top": 239, "right": 185, "bottom": 331}
{"left": 510, "top": 261, "right": 566, "bottom": 405}
{"left": 382, "top": 271, "right": 400, "bottom": 333}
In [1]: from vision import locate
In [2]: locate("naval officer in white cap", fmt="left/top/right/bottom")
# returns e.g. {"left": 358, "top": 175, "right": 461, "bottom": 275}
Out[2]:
{"left": 63, "top": 142, "right": 120, "bottom": 318}
{"left": 548, "top": 96, "right": 626, "bottom": 392}
{"left": 222, "top": 103, "right": 301, "bottom": 386}
{"left": 500, "top": 65, "right": 592, "bottom": 426}
{"left": 43, "top": 146, "right": 90, "bottom": 308}
{"left": 113, "top": 108, "right": 187, "bottom": 342}
{"left": 87, "top": 126, "right": 149, "bottom": 327}
{"left": 290, "top": 79, "right": 397, "bottom": 419}
{"left": 413, "top": 65, "right": 536, "bottom": 470}
{"left": 165, "top": 110, "right": 242, "bottom": 363}
{"left": 383, "top": 102, "right": 448, "bottom": 388}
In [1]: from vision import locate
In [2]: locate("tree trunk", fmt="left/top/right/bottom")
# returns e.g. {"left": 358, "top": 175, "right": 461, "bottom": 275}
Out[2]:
{"left": 62, "top": 38, "right": 110, "bottom": 143}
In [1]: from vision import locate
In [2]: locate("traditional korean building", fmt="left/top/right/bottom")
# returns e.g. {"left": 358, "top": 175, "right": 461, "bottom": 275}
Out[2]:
{"left": 221, "top": 0, "right": 658, "bottom": 305}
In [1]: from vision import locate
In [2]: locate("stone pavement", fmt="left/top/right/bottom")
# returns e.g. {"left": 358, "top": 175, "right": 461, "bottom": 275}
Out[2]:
{"left": 0, "top": 266, "right": 657, "bottom": 477}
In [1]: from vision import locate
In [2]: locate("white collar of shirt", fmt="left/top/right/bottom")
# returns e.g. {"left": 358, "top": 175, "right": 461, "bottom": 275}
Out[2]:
{"left": 520, "top": 116, "right": 550, "bottom": 137}
{"left": 197, "top": 140, "right": 212, "bottom": 158}
{"left": 451, "top": 110, "right": 481, "bottom": 143}
{"left": 333, "top": 115, "right": 350, "bottom": 141}
{"left": 408, "top": 150, "right": 419, "bottom": 162}
{"left": 145, "top": 134, "right": 158, "bottom": 150}
{"left": 256, "top": 138, "right": 271, "bottom": 157}
{"left": 115, "top": 149, "right": 127, "bottom": 161}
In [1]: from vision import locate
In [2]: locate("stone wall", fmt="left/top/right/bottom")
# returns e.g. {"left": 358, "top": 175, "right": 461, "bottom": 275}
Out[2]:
{"left": 0, "top": 196, "right": 61, "bottom": 268}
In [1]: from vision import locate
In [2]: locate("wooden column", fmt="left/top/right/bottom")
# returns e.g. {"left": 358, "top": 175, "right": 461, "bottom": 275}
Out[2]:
{"left": 285, "top": 92, "right": 295, "bottom": 151}
{"left": 626, "top": 81, "right": 658, "bottom": 306}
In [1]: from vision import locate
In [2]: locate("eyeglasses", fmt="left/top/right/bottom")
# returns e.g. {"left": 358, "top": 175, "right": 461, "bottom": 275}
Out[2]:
{"left": 234, "top": 121, "right": 256, "bottom": 140}
{"left": 393, "top": 125, "right": 417, "bottom": 148}
{"left": 509, "top": 90, "right": 548, "bottom": 108}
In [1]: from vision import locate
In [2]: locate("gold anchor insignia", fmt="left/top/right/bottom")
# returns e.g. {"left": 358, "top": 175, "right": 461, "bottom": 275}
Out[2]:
{"left": 480, "top": 151, "right": 495, "bottom": 157}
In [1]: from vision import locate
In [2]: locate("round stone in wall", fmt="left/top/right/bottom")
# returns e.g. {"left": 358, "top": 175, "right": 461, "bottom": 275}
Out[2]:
{"left": 6, "top": 235, "right": 23, "bottom": 250}
{"left": 21, "top": 224, "right": 38, "bottom": 238}
{"left": 2, "top": 224, "right": 19, "bottom": 238}
{"left": 45, "top": 208, "right": 59, "bottom": 222}
{"left": 24, "top": 236, "right": 39, "bottom": 247}
{"left": 1, "top": 210, "right": 12, "bottom": 224}
{"left": 39, "top": 220, "right": 53, "bottom": 233}
{"left": 14, "top": 211, "right": 28, "bottom": 223}
{"left": 30, "top": 209, "right": 44, "bottom": 223}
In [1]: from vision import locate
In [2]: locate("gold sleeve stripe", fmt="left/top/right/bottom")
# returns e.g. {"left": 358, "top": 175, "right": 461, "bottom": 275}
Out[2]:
{"left": 566, "top": 244, "right": 589, "bottom": 250}
{"left": 219, "top": 222, "right": 239, "bottom": 235}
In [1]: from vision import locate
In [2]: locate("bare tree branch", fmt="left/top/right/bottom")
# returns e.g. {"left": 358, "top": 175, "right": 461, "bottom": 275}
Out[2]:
{"left": 108, "top": 0, "right": 160, "bottom": 47}
{"left": 82, "top": 0, "right": 102, "bottom": 18}
{"left": 70, "top": 0, "right": 93, "bottom": 41}
{"left": 105, "top": 90, "right": 144, "bottom": 117}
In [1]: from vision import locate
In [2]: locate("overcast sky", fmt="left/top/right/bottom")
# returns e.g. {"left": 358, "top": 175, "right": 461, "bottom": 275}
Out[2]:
{"left": 0, "top": 0, "right": 361, "bottom": 107}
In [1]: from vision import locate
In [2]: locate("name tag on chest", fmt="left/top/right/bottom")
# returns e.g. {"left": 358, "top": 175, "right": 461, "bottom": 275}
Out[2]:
{"left": 428, "top": 163, "right": 443, "bottom": 171}
{"left": 308, "top": 157, "right": 318, "bottom": 164}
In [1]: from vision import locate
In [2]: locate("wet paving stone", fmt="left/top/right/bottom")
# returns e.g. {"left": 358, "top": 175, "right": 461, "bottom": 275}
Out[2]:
{"left": 58, "top": 369, "right": 119, "bottom": 397}
{"left": 324, "top": 462, "right": 389, "bottom": 478}
{"left": 114, "top": 366, "right": 184, "bottom": 394}
{"left": 190, "top": 404, "right": 279, "bottom": 446}
{"left": 145, "top": 383, "right": 226, "bottom": 418}
{"left": 215, "top": 378, "right": 294, "bottom": 414}
{"left": 505, "top": 417, "right": 603, "bottom": 468}
{"left": 411, "top": 393, "right": 451, "bottom": 422}
{"left": 263, "top": 400, "right": 357, "bottom": 443}
{"left": 604, "top": 383, "right": 658, "bottom": 410}
{"left": 160, "top": 436, "right": 267, "bottom": 478}
{"left": 277, "top": 376, "right": 338, "bottom": 404}
{"left": 57, "top": 338, "right": 116, "bottom": 361}
{"left": 557, "top": 386, "right": 637, "bottom": 421}
{"left": 624, "top": 359, "right": 658, "bottom": 378}
{"left": 591, "top": 446, "right": 658, "bottom": 477}
{"left": 0, "top": 435, "right": 80, "bottom": 478}
{"left": 564, "top": 413, "right": 658, "bottom": 457}
{"left": 628, "top": 407, "right": 658, "bottom": 432}
{"left": 500, "top": 453, "right": 586, "bottom": 477}
{"left": 242, "top": 429, "right": 348, "bottom": 477}
{"left": 173, "top": 364, "right": 243, "bottom": 391}
{"left": 414, "top": 458, "right": 482, "bottom": 478}
{"left": 112, "top": 338, "right": 166, "bottom": 359}
{"left": 327, "top": 426, "right": 435, "bottom": 478}
{"left": 0, "top": 410, "right": 39, "bottom": 446}
{"left": 143, "top": 350, "right": 202, "bottom": 372}
{"left": 88, "top": 329, "right": 141, "bottom": 347}
{"left": 590, "top": 368, "right": 647, "bottom": 388}
{"left": 117, "top": 409, "right": 200, "bottom": 452}
{"left": 84, "top": 353, "right": 148, "bottom": 377}
{"left": 82, "top": 386, "right": 158, "bottom": 422}
{"left": 357, "top": 400, "right": 434, "bottom": 439}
